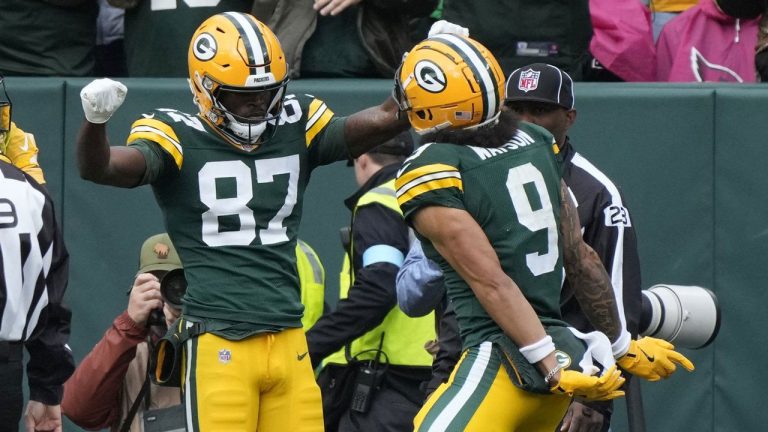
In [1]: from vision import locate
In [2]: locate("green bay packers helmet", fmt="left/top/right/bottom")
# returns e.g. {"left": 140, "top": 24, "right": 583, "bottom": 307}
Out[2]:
{"left": 188, "top": 12, "right": 289, "bottom": 146}
{"left": 394, "top": 34, "right": 505, "bottom": 134}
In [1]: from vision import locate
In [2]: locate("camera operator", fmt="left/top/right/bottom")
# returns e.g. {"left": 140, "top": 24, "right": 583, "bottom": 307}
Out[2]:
{"left": 62, "top": 233, "right": 326, "bottom": 431}
{"left": 62, "top": 233, "right": 183, "bottom": 431}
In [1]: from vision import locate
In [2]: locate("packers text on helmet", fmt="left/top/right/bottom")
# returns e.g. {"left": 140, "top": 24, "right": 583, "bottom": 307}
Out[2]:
{"left": 394, "top": 34, "right": 505, "bottom": 134}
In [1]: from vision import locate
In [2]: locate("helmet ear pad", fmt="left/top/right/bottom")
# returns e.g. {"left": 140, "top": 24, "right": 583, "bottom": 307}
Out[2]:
{"left": 396, "top": 35, "right": 505, "bottom": 135}
{"left": 189, "top": 71, "right": 220, "bottom": 126}
{"left": 187, "top": 12, "right": 289, "bottom": 145}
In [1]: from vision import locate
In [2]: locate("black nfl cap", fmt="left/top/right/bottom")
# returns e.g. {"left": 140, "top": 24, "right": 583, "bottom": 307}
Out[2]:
{"left": 505, "top": 63, "right": 575, "bottom": 110}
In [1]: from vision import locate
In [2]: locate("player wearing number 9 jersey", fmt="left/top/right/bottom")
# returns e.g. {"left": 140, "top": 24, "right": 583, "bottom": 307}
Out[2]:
{"left": 397, "top": 122, "right": 567, "bottom": 351}
{"left": 76, "top": 11, "right": 407, "bottom": 432}
{"left": 393, "top": 34, "right": 626, "bottom": 431}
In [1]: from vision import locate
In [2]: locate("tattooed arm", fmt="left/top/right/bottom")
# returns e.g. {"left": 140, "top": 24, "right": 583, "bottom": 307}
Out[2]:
{"left": 559, "top": 180, "right": 621, "bottom": 342}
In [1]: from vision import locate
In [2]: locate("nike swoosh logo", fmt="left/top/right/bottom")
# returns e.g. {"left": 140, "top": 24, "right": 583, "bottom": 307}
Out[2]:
{"left": 142, "top": 113, "right": 155, "bottom": 119}
{"left": 639, "top": 347, "right": 655, "bottom": 362}
{"left": 297, "top": 351, "right": 308, "bottom": 361}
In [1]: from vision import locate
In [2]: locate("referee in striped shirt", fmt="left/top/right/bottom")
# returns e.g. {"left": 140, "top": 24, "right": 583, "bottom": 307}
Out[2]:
{"left": 0, "top": 155, "right": 73, "bottom": 430}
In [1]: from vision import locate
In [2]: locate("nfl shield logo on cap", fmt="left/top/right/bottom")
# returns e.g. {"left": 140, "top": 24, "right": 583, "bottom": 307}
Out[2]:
{"left": 518, "top": 69, "right": 540, "bottom": 93}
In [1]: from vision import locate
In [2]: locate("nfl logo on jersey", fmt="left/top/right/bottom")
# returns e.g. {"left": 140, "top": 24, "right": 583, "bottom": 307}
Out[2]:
{"left": 518, "top": 69, "right": 540, "bottom": 93}
{"left": 218, "top": 349, "right": 232, "bottom": 364}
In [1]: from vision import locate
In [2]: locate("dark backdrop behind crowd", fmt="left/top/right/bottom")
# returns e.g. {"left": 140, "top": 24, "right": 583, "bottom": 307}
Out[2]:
{"left": 6, "top": 77, "right": 761, "bottom": 431}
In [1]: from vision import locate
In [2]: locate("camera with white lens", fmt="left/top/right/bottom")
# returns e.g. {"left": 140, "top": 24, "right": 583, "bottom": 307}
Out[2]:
{"left": 639, "top": 284, "right": 721, "bottom": 349}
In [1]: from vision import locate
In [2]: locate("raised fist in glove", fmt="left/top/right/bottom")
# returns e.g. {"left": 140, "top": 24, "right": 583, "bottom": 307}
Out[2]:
{"left": 617, "top": 336, "right": 695, "bottom": 381}
{"left": 80, "top": 78, "right": 127, "bottom": 124}
{"left": 550, "top": 365, "right": 625, "bottom": 401}
{"left": 428, "top": 20, "right": 469, "bottom": 38}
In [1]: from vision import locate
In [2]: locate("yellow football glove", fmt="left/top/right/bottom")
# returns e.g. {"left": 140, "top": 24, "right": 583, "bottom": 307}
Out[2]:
{"left": 550, "top": 365, "right": 626, "bottom": 401}
{"left": 617, "top": 336, "right": 695, "bottom": 381}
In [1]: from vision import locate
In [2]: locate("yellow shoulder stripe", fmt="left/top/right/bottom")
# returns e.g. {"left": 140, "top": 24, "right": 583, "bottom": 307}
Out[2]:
{"left": 395, "top": 163, "right": 459, "bottom": 192}
{"left": 305, "top": 100, "right": 334, "bottom": 147}
{"left": 396, "top": 177, "right": 463, "bottom": 208}
{"left": 127, "top": 118, "right": 183, "bottom": 169}
{"left": 307, "top": 99, "right": 324, "bottom": 120}
{"left": 395, "top": 164, "right": 463, "bottom": 207}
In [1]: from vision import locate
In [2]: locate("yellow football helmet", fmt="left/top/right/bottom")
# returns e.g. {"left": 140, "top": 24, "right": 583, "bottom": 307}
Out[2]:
{"left": 188, "top": 12, "right": 289, "bottom": 146}
{"left": 394, "top": 34, "right": 505, "bottom": 134}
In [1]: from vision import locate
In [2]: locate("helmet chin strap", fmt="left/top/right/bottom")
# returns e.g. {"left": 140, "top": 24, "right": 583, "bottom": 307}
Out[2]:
{"left": 224, "top": 112, "right": 267, "bottom": 144}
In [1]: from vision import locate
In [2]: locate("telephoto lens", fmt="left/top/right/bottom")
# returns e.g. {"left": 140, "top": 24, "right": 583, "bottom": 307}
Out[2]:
{"left": 639, "top": 284, "right": 721, "bottom": 349}
{"left": 160, "top": 268, "right": 187, "bottom": 309}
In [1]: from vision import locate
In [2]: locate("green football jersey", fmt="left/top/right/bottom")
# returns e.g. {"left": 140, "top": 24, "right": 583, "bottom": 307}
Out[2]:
{"left": 127, "top": 93, "right": 346, "bottom": 331}
{"left": 396, "top": 122, "right": 566, "bottom": 349}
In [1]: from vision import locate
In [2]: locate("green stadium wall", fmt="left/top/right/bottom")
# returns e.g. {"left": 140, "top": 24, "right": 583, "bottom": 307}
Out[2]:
{"left": 5, "top": 77, "right": 763, "bottom": 431}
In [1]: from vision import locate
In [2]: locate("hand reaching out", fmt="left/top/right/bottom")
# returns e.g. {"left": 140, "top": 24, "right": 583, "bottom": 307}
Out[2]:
{"left": 313, "top": 0, "right": 362, "bottom": 16}
{"left": 617, "top": 336, "right": 695, "bottom": 381}
{"left": 559, "top": 401, "right": 605, "bottom": 432}
{"left": 550, "top": 365, "right": 625, "bottom": 401}
{"left": 24, "top": 401, "right": 62, "bottom": 432}
{"left": 428, "top": 20, "right": 469, "bottom": 38}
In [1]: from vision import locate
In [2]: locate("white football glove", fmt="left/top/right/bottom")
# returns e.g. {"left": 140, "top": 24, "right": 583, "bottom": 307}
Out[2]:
{"left": 428, "top": 20, "right": 469, "bottom": 38}
{"left": 80, "top": 78, "right": 128, "bottom": 124}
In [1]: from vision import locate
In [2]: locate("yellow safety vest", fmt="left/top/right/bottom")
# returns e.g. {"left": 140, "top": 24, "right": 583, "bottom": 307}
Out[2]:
{"left": 296, "top": 239, "right": 325, "bottom": 330}
{"left": 324, "top": 179, "right": 436, "bottom": 367}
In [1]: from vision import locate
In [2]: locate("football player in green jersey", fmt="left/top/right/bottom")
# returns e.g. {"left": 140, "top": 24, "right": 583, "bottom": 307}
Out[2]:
{"left": 393, "top": 34, "right": 629, "bottom": 431}
{"left": 75, "top": 12, "right": 407, "bottom": 432}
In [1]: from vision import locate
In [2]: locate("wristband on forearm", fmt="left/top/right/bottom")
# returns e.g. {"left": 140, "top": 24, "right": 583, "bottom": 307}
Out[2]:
{"left": 519, "top": 335, "right": 556, "bottom": 364}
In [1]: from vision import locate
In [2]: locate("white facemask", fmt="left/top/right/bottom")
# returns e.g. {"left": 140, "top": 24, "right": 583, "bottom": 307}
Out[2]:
{"left": 224, "top": 112, "right": 268, "bottom": 144}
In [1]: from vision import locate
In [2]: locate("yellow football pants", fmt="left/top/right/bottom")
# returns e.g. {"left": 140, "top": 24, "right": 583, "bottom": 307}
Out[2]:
{"left": 414, "top": 342, "right": 571, "bottom": 432}
{"left": 182, "top": 327, "right": 323, "bottom": 431}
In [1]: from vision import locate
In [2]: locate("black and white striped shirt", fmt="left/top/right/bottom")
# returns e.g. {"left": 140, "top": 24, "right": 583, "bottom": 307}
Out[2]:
{"left": 560, "top": 139, "right": 643, "bottom": 337}
{"left": 0, "top": 160, "right": 73, "bottom": 404}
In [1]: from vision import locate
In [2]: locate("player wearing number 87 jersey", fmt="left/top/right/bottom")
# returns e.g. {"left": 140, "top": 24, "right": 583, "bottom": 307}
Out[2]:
{"left": 76, "top": 11, "right": 407, "bottom": 432}
{"left": 125, "top": 99, "right": 340, "bottom": 328}
{"left": 394, "top": 34, "right": 626, "bottom": 431}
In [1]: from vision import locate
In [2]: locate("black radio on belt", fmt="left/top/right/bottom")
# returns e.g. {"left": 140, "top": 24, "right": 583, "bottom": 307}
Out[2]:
{"left": 350, "top": 363, "right": 386, "bottom": 413}
{"left": 348, "top": 333, "right": 389, "bottom": 414}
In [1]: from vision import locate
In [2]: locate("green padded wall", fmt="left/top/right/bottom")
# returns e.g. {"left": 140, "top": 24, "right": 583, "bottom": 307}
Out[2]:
{"left": 4, "top": 77, "right": 765, "bottom": 431}
{"left": 712, "top": 87, "right": 768, "bottom": 432}
{"left": 572, "top": 84, "right": 717, "bottom": 432}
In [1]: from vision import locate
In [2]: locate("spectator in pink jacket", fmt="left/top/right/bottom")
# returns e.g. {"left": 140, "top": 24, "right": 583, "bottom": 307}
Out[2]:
{"left": 588, "top": 0, "right": 656, "bottom": 82}
{"left": 656, "top": 0, "right": 764, "bottom": 82}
